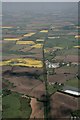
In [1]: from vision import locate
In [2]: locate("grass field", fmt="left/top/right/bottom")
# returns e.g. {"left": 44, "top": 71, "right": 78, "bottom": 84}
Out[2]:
{"left": 71, "top": 110, "right": 80, "bottom": 117}
{"left": 47, "top": 84, "right": 63, "bottom": 94}
{"left": 0, "top": 95, "right": 2, "bottom": 119}
{"left": 3, "top": 50, "right": 36, "bottom": 56}
{"left": 65, "top": 77, "right": 79, "bottom": 88}
{"left": 2, "top": 78, "right": 32, "bottom": 119}
{"left": 60, "top": 65, "right": 78, "bottom": 71}
{"left": 2, "top": 92, "right": 32, "bottom": 118}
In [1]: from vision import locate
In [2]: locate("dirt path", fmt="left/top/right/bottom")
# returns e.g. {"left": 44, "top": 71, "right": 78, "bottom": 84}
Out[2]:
{"left": 30, "top": 98, "right": 44, "bottom": 119}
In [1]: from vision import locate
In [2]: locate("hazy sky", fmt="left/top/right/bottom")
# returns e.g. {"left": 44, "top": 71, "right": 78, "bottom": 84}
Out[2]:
{"left": 2, "top": 0, "right": 79, "bottom": 2}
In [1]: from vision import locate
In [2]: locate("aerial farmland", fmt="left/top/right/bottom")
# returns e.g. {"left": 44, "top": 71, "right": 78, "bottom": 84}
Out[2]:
{"left": 1, "top": 2, "right": 80, "bottom": 120}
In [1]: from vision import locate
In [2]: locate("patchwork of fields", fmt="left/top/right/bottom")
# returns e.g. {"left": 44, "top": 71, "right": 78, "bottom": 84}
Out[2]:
{"left": 2, "top": 2, "right": 80, "bottom": 119}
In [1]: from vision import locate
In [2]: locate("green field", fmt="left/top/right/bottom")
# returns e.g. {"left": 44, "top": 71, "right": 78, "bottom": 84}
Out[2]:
{"left": 0, "top": 95, "right": 2, "bottom": 119}
{"left": 65, "top": 77, "right": 79, "bottom": 88}
{"left": 2, "top": 92, "right": 32, "bottom": 118}
{"left": 71, "top": 110, "right": 80, "bottom": 117}
{"left": 60, "top": 65, "right": 78, "bottom": 71}
{"left": 47, "top": 83, "right": 63, "bottom": 94}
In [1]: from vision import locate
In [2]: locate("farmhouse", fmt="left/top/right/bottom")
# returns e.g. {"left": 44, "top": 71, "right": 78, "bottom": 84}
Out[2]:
{"left": 46, "top": 60, "right": 59, "bottom": 68}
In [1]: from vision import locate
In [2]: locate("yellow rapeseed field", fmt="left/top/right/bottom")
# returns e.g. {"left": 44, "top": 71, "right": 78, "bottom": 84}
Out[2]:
{"left": 0, "top": 26, "right": 13, "bottom": 29}
{"left": 4, "top": 38, "right": 20, "bottom": 41}
{"left": 40, "top": 30, "right": 48, "bottom": 33}
{"left": 53, "top": 47, "right": 63, "bottom": 49}
{"left": 48, "top": 36, "right": 60, "bottom": 39}
{"left": 76, "top": 26, "right": 80, "bottom": 29}
{"left": 75, "top": 35, "right": 80, "bottom": 39}
{"left": 44, "top": 49, "right": 49, "bottom": 53}
{"left": 23, "top": 32, "right": 35, "bottom": 37}
{"left": 36, "top": 39, "right": 44, "bottom": 42}
{"left": 73, "top": 46, "right": 80, "bottom": 48}
{"left": 31, "top": 44, "right": 43, "bottom": 48}
{"left": 0, "top": 58, "right": 43, "bottom": 68}
{"left": 0, "top": 59, "right": 12, "bottom": 66}
{"left": 16, "top": 41, "right": 35, "bottom": 45}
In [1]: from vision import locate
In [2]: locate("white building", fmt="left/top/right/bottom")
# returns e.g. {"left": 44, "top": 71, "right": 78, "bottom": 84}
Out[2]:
{"left": 64, "top": 90, "right": 80, "bottom": 96}
{"left": 46, "top": 60, "right": 59, "bottom": 68}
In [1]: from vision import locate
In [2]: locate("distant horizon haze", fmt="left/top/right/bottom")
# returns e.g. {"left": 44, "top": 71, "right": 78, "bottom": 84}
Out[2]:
{"left": 2, "top": 0, "right": 79, "bottom": 2}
